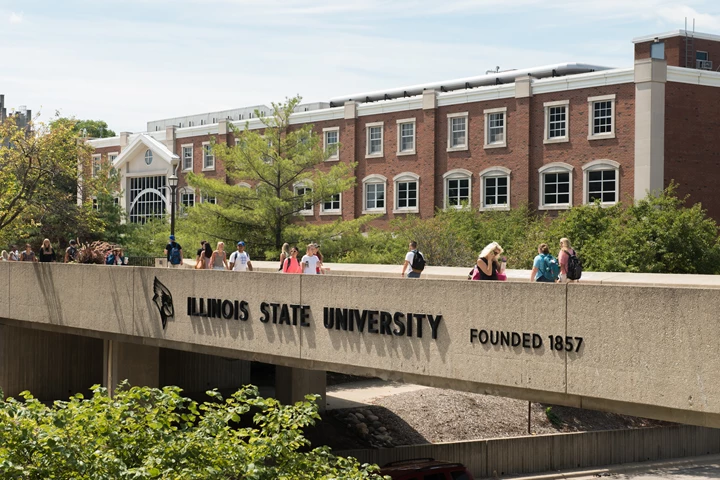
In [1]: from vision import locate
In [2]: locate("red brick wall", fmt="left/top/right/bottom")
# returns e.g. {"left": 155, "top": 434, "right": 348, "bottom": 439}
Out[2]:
{"left": 635, "top": 36, "right": 720, "bottom": 68}
{"left": 529, "top": 84, "right": 636, "bottom": 209}
{"left": 665, "top": 82, "right": 720, "bottom": 219}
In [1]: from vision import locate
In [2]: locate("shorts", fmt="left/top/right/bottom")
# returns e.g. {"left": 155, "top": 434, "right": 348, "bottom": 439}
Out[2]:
{"left": 407, "top": 271, "right": 421, "bottom": 278}
{"left": 559, "top": 273, "right": 567, "bottom": 282}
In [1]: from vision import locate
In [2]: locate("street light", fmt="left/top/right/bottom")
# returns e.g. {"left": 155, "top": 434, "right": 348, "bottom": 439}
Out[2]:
{"left": 168, "top": 173, "right": 178, "bottom": 237}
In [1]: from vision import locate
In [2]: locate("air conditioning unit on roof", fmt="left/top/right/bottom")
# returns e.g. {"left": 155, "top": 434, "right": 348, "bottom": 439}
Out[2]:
{"left": 696, "top": 59, "right": 713, "bottom": 70}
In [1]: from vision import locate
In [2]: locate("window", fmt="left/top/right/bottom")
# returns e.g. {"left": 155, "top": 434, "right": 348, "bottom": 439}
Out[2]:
{"left": 323, "top": 127, "right": 339, "bottom": 160}
{"left": 588, "top": 94, "right": 616, "bottom": 140}
{"left": 447, "top": 112, "right": 468, "bottom": 151}
{"left": 180, "top": 188, "right": 195, "bottom": 213}
{"left": 202, "top": 143, "right": 215, "bottom": 170}
{"left": 321, "top": 193, "right": 341, "bottom": 214}
{"left": 128, "top": 175, "right": 167, "bottom": 224}
{"left": 443, "top": 169, "right": 472, "bottom": 209}
{"left": 539, "top": 163, "right": 573, "bottom": 210}
{"left": 583, "top": 159, "right": 620, "bottom": 205}
{"left": 263, "top": 137, "right": 273, "bottom": 163}
{"left": 201, "top": 193, "right": 216, "bottom": 204}
{"left": 92, "top": 197, "right": 99, "bottom": 211}
{"left": 479, "top": 167, "right": 511, "bottom": 211}
{"left": 294, "top": 185, "right": 313, "bottom": 216}
{"left": 144, "top": 149, "right": 153, "bottom": 165}
{"left": 188, "top": 121, "right": 194, "bottom": 127}
{"left": 650, "top": 42, "right": 665, "bottom": 60}
{"left": 181, "top": 145, "right": 193, "bottom": 171}
{"left": 393, "top": 172, "right": 419, "bottom": 213}
{"left": 484, "top": 107, "right": 507, "bottom": 148}
{"left": 544, "top": 100, "right": 569, "bottom": 143}
{"left": 200, "top": 119, "right": 205, "bottom": 126}
{"left": 108, "top": 152, "right": 118, "bottom": 164}
{"left": 396, "top": 118, "right": 416, "bottom": 155}
{"left": 362, "top": 174, "right": 387, "bottom": 214}
{"left": 92, "top": 155, "right": 101, "bottom": 177}
{"left": 366, "top": 122, "right": 384, "bottom": 157}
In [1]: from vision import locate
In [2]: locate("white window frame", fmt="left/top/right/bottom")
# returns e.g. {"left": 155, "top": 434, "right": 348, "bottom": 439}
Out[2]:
{"left": 108, "top": 152, "right": 119, "bottom": 165}
{"left": 323, "top": 127, "right": 340, "bottom": 161}
{"left": 236, "top": 182, "right": 252, "bottom": 189}
{"left": 202, "top": 142, "right": 215, "bottom": 171}
{"left": 479, "top": 166, "right": 511, "bottom": 211}
{"left": 181, "top": 144, "right": 193, "bottom": 171}
{"left": 294, "top": 183, "right": 314, "bottom": 216}
{"left": 484, "top": 107, "right": 507, "bottom": 149}
{"left": 320, "top": 192, "right": 342, "bottom": 215}
{"left": 396, "top": 118, "right": 416, "bottom": 155}
{"left": 582, "top": 159, "right": 620, "bottom": 206}
{"left": 539, "top": 162, "right": 573, "bottom": 210}
{"left": 91, "top": 196, "right": 99, "bottom": 211}
{"left": 447, "top": 112, "right": 469, "bottom": 152}
{"left": 366, "top": 121, "right": 384, "bottom": 158}
{"left": 587, "top": 94, "right": 616, "bottom": 140}
{"left": 201, "top": 193, "right": 217, "bottom": 205}
{"left": 179, "top": 187, "right": 195, "bottom": 214}
{"left": 442, "top": 169, "right": 473, "bottom": 210}
{"left": 393, "top": 172, "right": 420, "bottom": 214}
{"left": 543, "top": 100, "right": 570, "bottom": 144}
{"left": 362, "top": 174, "right": 388, "bottom": 214}
{"left": 91, "top": 154, "right": 101, "bottom": 177}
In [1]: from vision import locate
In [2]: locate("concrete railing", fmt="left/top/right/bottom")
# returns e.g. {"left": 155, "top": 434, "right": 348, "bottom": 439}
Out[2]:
{"left": 338, "top": 425, "right": 720, "bottom": 479}
{"left": 3, "top": 262, "right": 720, "bottom": 427}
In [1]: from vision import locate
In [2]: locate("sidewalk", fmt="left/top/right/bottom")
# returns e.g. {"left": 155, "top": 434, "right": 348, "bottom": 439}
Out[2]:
{"left": 503, "top": 454, "right": 720, "bottom": 480}
{"left": 326, "top": 379, "right": 429, "bottom": 410}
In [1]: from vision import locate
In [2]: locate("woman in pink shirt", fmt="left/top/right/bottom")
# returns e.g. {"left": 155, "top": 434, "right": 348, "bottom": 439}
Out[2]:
{"left": 282, "top": 246, "right": 303, "bottom": 274}
{"left": 557, "top": 237, "right": 575, "bottom": 283}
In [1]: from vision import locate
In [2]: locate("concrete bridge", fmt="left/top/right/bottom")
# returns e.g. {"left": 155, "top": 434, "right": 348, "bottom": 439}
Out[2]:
{"left": 1, "top": 261, "right": 720, "bottom": 428}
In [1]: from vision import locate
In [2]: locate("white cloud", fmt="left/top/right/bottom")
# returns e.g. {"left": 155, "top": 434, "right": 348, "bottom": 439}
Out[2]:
{"left": 9, "top": 12, "right": 22, "bottom": 24}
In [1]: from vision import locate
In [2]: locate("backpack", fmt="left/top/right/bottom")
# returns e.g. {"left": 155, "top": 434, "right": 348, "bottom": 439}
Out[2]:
{"left": 67, "top": 246, "right": 78, "bottom": 261}
{"left": 169, "top": 243, "right": 182, "bottom": 265}
{"left": 541, "top": 253, "right": 560, "bottom": 281}
{"left": 105, "top": 254, "right": 115, "bottom": 265}
{"left": 411, "top": 251, "right": 425, "bottom": 272}
{"left": 468, "top": 265, "right": 481, "bottom": 280}
{"left": 566, "top": 251, "right": 582, "bottom": 280}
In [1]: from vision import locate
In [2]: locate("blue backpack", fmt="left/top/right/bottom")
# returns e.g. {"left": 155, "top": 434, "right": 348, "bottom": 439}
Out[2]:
{"left": 169, "top": 243, "right": 182, "bottom": 265}
{"left": 541, "top": 253, "right": 560, "bottom": 281}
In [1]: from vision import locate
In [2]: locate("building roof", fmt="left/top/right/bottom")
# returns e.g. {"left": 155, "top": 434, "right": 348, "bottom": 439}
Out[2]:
{"left": 632, "top": 30, "right": 720, "bottom": 44}
{"left": 112, "top": 134, "right": 179, "bottom": 170}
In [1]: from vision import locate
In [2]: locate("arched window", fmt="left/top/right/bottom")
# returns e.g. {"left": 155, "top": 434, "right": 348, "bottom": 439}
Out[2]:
{"left": 479, "top": 166, "right": 511, "bottom": 211}
{"left": 443, "top": 169, "right": 472, "bottom": 209}
{"left": 362, "top": 174, "right": 387, "bottom": 214}
{"left": 582, "top": 159, "right": 620, "bottom": 205}
{"left": 538, "top": 162, "right": 573, "bottom": 210}
{"left": 144, "top": 149, "right": 153, "bottom": 166}
{"left": 128, "top": 176, "right": 168, "bottom": 224}
{"left": 236, "top": 182, "right": 252, "bottom": 189}
{"left": 393, "top": 172, "right": 419, "bottom": 214}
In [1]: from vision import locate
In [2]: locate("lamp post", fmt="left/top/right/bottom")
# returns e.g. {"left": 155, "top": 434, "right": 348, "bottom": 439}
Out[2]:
{"left": 168, "top": 173, "right": 178, "bottom": 237}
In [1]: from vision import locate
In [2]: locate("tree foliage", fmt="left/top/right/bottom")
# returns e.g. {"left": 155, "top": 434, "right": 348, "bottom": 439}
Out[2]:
{"left": 0, "top": 383, "right": 387, "bottom": 479}
{"left": 187, "top": 96, "right": 356, "bottom": 251}
{"left": 51, "top": 117, "right": 116, "bottom": 139}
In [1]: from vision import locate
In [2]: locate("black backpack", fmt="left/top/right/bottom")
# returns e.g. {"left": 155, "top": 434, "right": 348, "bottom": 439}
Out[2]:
{"left": 567, "top": 251, "right": 582, "bottom": 280}
{"left": 411, "top": 251, "right": 425, "bottom": 272}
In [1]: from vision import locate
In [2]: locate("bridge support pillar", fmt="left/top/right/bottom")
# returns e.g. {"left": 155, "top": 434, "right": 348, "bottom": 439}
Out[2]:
{"left": 103, "top": 340, "right": 159, "bottom": 396}
{"left": 275, "top": 366, "right": 326, "bottom": 411}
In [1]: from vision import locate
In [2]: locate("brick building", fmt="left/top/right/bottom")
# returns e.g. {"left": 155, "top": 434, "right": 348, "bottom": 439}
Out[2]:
{"left": 87, "top": 30, "right": 720, "bottom": 225}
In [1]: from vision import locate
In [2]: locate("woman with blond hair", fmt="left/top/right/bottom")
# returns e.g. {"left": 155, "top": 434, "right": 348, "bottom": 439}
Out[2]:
{"left": 558, "top": 237, "right": 576, "bottom": 283}
{"left": 474, "top": 242, "right": 503, "bottom": 280}
{"left": 38, "top": 238, "right": 56, "bottom": 263}
{"left": 210, "top": 242, "right": 229, "bottom": 271}
{"left": 278, "top": 242, "right": 290, "bottom": 271}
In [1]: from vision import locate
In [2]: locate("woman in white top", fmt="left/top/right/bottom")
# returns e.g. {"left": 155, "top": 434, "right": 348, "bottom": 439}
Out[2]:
{"left": 300, "top": 244, "right": 322, "bottom": 275}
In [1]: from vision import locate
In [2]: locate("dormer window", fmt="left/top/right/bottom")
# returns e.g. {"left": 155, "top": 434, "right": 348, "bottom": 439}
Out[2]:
{"left": 144, "top": 149, "right": 153, "bottom": 166}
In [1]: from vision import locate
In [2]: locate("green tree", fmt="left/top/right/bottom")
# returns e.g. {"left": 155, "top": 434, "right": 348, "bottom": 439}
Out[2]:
{"left": 187, "top": 96, "right": 356, "bottom": 251}
{"left": 51, "top": 117, "right": 116, "bottom": 139}
{"left": 0, "top": 384, "right": 387, "bottom": 479}
{"left": 0, "top": 116, "right": 98, "bottom": 246}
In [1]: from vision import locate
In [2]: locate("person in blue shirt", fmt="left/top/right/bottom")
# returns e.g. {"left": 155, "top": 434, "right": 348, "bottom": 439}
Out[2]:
{"left": 531, "top": 243, "right": 555, "bottom": 282}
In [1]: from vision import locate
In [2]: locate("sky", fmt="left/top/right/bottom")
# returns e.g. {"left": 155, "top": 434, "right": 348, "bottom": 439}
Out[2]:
{"left": 1, "top": 0, "right": 720, "bottom": 133}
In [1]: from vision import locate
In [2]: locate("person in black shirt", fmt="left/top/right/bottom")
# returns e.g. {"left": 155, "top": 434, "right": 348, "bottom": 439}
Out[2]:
{"left": 164, "top": 235, "right": 184, "bottom": 267}
{"left": 38, "top": 239, "right": 56, "bottom": 263}
{"left": 476, "top": 242, "right": 503, "bottom": 280}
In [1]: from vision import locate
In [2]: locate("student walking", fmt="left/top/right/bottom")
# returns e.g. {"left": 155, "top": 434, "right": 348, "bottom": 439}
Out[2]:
{"left": 38, "top": 239, "right": 55, "bottom": 263}
{"left": 210, "top": 242, "right": 229, "bottom": 270}
{"left": 278, "top": 243, "right": 290, "bottom": 271}
{"left": 20, "top": 244, "right": 37, "bottom": 262}
{"left": 64, "top": 240, "right": 79, "bottom": 263}
{"left": 301, "top": 244, "right": 321, "bottom": 275}
{"left": 558, "top": 237, "right": 574, "bottom": 283}
{"left": 401, "top": 241, "right": 425, "bottom": 278}
{"left": 282, "top": 246, "right": 303, "bottom": 274}
{"left": 164, "top": 235, "right": 184, "bottom": 267}
{"left": 474, "top": 242, "right": 503, "bottom": 280}
{"left": 229, "top": 241, "right": 253, "bottom": 272}
{"left": 531, "top": 243, "right": 559, "bottom": 283}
